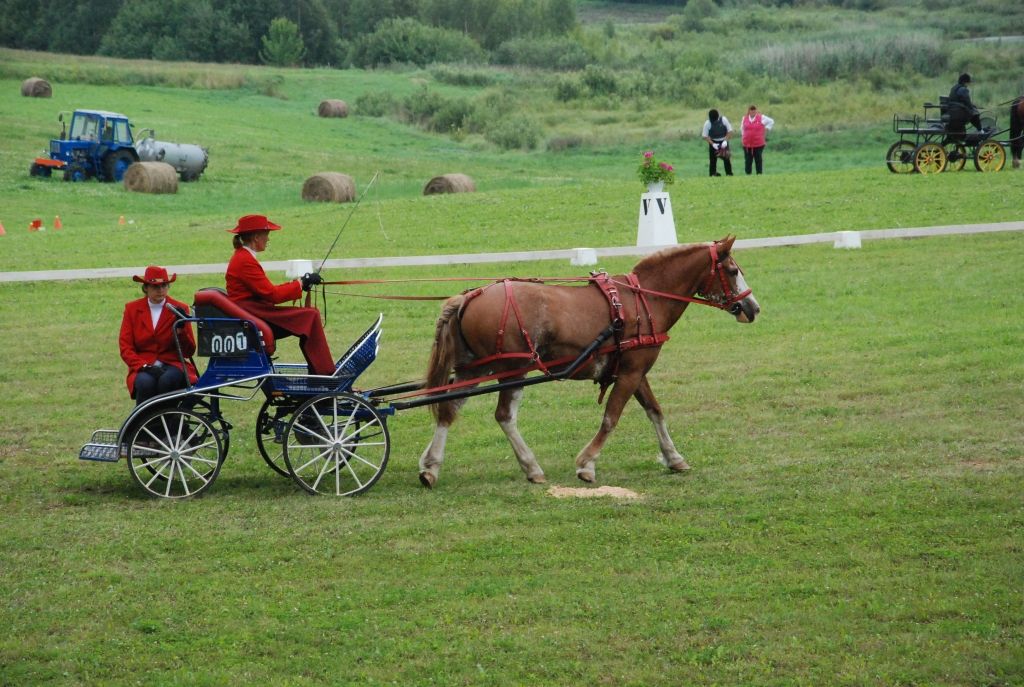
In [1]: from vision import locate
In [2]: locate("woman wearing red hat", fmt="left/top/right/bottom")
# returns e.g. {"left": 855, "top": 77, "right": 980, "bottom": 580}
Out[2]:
{"left": 225, "top": 214, "right": 335, "bottom": 375}
{"left": 119, "top": 266, "right": 198, "bottom": 405}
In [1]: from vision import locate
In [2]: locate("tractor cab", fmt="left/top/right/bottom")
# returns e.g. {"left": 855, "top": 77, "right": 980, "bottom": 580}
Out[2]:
{"left": 30, "top": 109, "right": 140, "bottom": 182}
{"left": 66, "top": 110, "right": 134, "bottom": 145}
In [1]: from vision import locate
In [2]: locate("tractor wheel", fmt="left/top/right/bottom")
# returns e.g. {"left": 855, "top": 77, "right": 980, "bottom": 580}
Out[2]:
{"left": 103, "top": 150, "right": 137, "bottom": 183}
{"left": 63, "top": 163, "right": 89, "bottom": 182}
{"left": 29, "top": 163, "right": 52, "bottom": 178}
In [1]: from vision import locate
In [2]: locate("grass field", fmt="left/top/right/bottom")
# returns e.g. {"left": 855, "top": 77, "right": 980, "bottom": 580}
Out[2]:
{"left": 1, "top": 48, "right": 1023, "bottom": 686}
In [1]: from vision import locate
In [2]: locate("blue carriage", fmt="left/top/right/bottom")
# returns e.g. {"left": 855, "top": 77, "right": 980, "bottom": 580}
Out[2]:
{"left": 79, "top": 288, "right": 389, "bottom": 499}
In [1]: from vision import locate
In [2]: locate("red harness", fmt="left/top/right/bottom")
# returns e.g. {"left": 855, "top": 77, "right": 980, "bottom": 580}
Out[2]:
{"left": 367, "top": 245, "right": 753, "bottom": 403}
{"left": 452, "top": 272, "right": 672, "bottom": 402}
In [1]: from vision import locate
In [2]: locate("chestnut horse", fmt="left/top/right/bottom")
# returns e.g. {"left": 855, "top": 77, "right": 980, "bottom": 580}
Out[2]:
{"left": 418, "top": 236, "right": 760, "bottom": 487}
{"left": 1010, "top": 96, "right": 1024, "bottom": 169}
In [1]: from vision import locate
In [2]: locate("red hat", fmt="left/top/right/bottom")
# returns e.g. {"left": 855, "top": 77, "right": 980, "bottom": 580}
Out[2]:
{"left": 228, "top": 214, "right": 282, "bottom": 234}
{"left": 133, "top": 265, "right": 176, "bottom": 285}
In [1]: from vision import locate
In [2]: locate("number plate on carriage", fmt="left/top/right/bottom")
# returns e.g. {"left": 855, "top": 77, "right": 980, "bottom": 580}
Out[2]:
{"left": 197, "top": 321, "right": 253, "bottom": 357}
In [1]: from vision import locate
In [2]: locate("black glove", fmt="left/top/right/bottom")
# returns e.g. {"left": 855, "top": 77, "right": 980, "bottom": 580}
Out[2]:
{"left": 300, "top": 272, "right": 323, "bottom": 291}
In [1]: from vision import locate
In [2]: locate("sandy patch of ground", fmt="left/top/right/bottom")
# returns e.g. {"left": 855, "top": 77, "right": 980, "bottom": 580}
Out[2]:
{"left": 547, "top": 485, "right": 642, "bottom": 500}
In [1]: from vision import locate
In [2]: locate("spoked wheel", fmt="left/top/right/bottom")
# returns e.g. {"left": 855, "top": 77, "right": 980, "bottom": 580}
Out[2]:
{"left": 126, "top": 408, "right": 224, "bottom": 499}
{"left": 913, "top": 143, "right": 947, "bottom": 174}
{"left": 974, "top": 141, "right": 1006, "bottom": 172}
{"left": 185, "top": 397, "right": 231, "bottom": 459}
{"left": 283, "top": 393, "right": 390, "bottom": 497}
{"left": 255, "top": 397, "right": 297, "bottom": 478}
{"left": 946, "top": 142, "right": 968, "bottom": 172}
{"left": 885, "top": 141, "right": 916, "bottom": 174}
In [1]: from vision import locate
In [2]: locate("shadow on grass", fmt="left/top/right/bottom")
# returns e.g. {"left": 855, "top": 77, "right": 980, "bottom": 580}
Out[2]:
{"left": 59, "top": 467, "right": 304, "bottom": 504}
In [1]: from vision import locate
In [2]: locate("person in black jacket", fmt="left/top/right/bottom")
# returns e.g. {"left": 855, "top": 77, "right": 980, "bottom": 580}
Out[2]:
{"left": 948, "top": 73, "right": 983, "bottom": 137}
{"left": 701, "top": 109, "right": 734, "bottom": 177}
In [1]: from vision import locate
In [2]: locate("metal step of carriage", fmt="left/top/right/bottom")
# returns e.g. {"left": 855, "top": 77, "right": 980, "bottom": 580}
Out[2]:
{"left": 78, "top": 429, "right": 123, "bottom": 462}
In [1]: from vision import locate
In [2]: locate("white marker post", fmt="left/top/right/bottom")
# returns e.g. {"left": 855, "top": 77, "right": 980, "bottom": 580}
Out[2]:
{"left": 285, "top": 259, "right": 314, "bottom": 279}
{"left": 637, "top": 183, "right": 678, "bottom": 246}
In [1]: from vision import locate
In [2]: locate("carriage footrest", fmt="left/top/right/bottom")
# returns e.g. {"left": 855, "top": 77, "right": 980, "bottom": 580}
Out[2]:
{"left": 79, "top": 429, "right": 122, "bottom": 463}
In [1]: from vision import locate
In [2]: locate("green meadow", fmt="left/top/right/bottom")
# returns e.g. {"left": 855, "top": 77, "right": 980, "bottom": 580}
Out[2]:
{"left": 1, "top": 36, "right": 1022, "bottom": 686}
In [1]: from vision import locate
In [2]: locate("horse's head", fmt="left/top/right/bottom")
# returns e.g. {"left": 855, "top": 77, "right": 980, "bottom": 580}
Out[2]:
{"left": 702, "top": 236, "right": 760, "bottom": 323}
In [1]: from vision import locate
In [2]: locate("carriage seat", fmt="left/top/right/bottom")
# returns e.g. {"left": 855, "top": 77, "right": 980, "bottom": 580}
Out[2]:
{"left": 923, "top": 97, "right": 950, "bottom": 126}
{"left": 193, "top": 287, "right": 276, "bottom": 355}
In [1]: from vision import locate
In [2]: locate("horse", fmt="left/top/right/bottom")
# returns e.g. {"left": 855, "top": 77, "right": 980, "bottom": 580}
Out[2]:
{"left": 418, "top": 235, "right": 760, "bottom": 488}
{"left": 1010, "top": 96, "right": 1024, "bottom": 169}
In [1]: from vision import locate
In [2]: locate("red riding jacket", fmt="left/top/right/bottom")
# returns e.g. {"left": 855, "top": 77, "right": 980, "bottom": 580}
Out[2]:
{"left": 119, "top": 296, "right": 198, "bottom": 395}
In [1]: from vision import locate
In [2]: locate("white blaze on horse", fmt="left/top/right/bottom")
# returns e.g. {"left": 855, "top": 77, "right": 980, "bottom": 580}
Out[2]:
{"left": 418, "top": 235, "right": 760, "bottom": 487}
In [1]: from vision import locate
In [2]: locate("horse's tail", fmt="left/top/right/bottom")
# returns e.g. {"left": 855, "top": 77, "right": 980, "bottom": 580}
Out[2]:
{"left": 426, "top": 294, "right": 465, "bottom": 424}
{"left": 1010, "top": 96, "right": 1024, "bottom": 161}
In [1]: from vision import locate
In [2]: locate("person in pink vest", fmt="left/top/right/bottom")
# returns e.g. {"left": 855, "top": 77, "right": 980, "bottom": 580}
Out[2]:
{"left": 740, "top": 105, "right": 775, "bottom": 175}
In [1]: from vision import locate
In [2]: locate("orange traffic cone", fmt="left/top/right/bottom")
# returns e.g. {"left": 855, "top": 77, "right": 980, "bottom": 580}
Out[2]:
{"left": 54, "top": 215, "right": 62, "bottom": 230}
{"left": 0, "top": 221, "right": 6, "bottom": 236}
{"left": 118, "top": 215, "right": 126, "bottom": 225}
{"left": 29, "top": 218, "right": 42, "bottom": 232}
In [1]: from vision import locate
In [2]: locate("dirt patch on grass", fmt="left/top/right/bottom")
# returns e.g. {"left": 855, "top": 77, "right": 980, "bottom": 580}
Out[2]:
{"left": 547, "top": 485, "right": 642, "bottom": 500}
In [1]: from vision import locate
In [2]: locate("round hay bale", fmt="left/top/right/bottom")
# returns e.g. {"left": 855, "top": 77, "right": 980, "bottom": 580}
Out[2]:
{"left": 123, "top": 162, "right": 178, "bottom": 194}
{"left": 21, "top": 77, "right": 52, "bottom": 98}
{"left": 302, "top": 172, "right": 356, "bottom": 203}
{"left": 423, "top": 173, "right": 476, "bottom": 196}
{"left": 317, "top": 100, "right": 349, "bottom": 118}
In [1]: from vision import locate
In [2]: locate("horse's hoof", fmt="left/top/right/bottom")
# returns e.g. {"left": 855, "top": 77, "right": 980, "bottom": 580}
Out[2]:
{"left": 418, "top": 471, "right": 436, "bottom": 489}
{"left": 527, "top": 473, "right": 547, "bottom": 484}
{"left": 576, "top": 469, "right": 595, "bottom": 483}
{"left": 668, "top": 459, "right": 691, "bottom": 473}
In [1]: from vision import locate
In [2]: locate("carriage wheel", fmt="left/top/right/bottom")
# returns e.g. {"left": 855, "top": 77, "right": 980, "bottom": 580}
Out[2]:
{"left": 913, "top": 143, "right": 947, "bottom": 174}
{"left": 885, "top": 141, "right": 916, "bottom": 174}
{"left": 255, "top": 397, "right": 295, "bottom": 478}
{"left": 186, "top": 397, "right": 231, "bottom": 459}
{"left": 946, "top": 143, "right": 968, "bottom": 172}
{"left": 126, "top": 408, "right": 224, "bottom": 499}
{"left": 974, "top": 141, "right": 1006, "bottom": 172}
{"left": 282, "top": 393, "right": 390, "bottom": 497}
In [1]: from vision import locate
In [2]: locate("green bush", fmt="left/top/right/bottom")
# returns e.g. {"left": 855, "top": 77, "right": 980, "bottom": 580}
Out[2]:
{"left": 428, "top": 97, "right": 476, "bottom": 133}
{"left": 430, "top": 65, "right": 499, "bottom": 87}
{"left": 400, "top": 86, "right": 452, "bottom": 125}
{"left": 492, "top": 36, "right": 591, "bottom": 71}
{"left": 485, "top": 116, "right": 540, "bottom": 150}
{"left": 350, "top": 17, "right": 486, "bottom": 67}
{"left": 353, "top": 90, "right": 399, "bottom": 117}
{"left": 554, "top": 76, "right": 584, "bottom": 101}
{"left": 581, "top": 64, "right": 619, "bottom": 96}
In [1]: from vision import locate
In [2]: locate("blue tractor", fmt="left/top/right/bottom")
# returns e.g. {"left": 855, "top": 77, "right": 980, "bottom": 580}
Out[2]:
{"left": 30, "top": 109, "right": 140, "bottom": 182}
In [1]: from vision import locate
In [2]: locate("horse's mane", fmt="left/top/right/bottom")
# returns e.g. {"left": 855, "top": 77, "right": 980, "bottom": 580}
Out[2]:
{"left": 633, "top": 243, "right": 705, "bottom": 273}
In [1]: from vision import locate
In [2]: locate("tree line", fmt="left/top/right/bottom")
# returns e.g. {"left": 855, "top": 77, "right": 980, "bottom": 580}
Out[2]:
{"left": 0, "top": 0, "right": 576, "bottom": 67}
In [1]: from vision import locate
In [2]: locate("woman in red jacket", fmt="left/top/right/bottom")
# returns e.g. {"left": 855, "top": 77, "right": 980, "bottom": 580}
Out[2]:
{"left": 225, "top": 214, "right": 335, "bottom": 376}
{"left": 119, "top": 266, "right": 198, "bottom": 404}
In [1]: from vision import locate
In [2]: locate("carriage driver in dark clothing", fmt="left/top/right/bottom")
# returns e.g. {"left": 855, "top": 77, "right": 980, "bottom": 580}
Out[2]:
{"left": 948, "top": 73, "right": 984, "bottom": 136}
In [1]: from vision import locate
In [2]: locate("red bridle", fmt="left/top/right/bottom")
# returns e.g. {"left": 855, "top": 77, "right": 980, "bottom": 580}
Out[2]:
{"left": 614, "top": 243, "right": 752, "bottom": 312}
